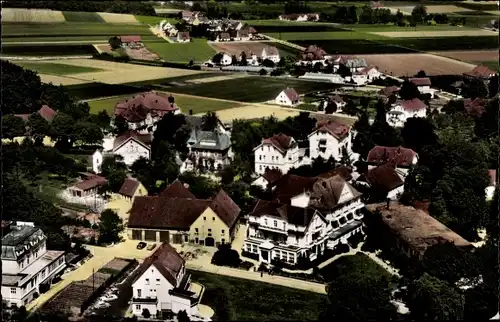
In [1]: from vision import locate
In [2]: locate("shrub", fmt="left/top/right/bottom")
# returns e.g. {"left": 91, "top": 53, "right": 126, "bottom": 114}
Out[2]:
{"left": 239, "top": 261, "right": 254, "bottom": 271}
{"left": 211, "top": 244, "right": 241, "bottom": 267}
{"left": 331, "top": 243, "right": 350, "bottom": 256}
{"left": 258, "top": 262, "right": 268, "bottom": 272}
{"left": 142, "top": 308, "right": 151, "bottom": 319}
{"left": 259, "top": 68, "right": 268, "bottom": 76}
{"left": 241, "top": 250, "right": 259, "bottom": 261}
{"left": 347, "top": 232, "right": 365, "bottom": 249}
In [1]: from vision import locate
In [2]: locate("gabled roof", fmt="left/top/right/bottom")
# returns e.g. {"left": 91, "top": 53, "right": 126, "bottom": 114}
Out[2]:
{"left": 367, "top": 146, "right": 417, "bottom": 167}
{"left": 250, "top": 200, "right": 322, "bottom": 227}
{"left": 489, "top": 169, "right": 497, "bottom": 187}
{"left": 302, "top": 45, "right": 326, "bottom": 60}
{"left": 344, "top": 58, "right": 367, "bottom": 68}
{"left": 317, "top": 165, "right": 352, "bottom": 181}
{"left": 398, "top": 98, "right": 427, "bottom": 112}
{"left": 379, "top": 86, "right": 400, "bottom": 97}
{"left": 114, "top": 92, "right": 179, "bottom": 122}
{"left": 113, "top": 130, "right": 152, "bottom": 151}
{"left": 237, "top": 29, "right": 249, "bottom": 37}
{"left": 189, "top": 130, "right": 231, "bottom": 151}
{"left": 328, "top": 94, "right": 345, "bottom": 104}
{"left": 220, "top": 32, "right": 231, "bottom": 39}
{"left": 119, "top": 178, "right": 141, "bottom": 198}
{"left": 263, "top": 46, "right": 279, "bottom": 56}
{"left": 281, "top": 88, "right": 299, "bottom": 102}
{"left": 159, "top": 179, "right": 196, "bottom": 199}
{"left": 363, "top": 164, "right": 404, "bottom": 193}
{"left": 209, "top": 190, "right": 241, "bottom": 229}
{"left": 358, "top": 66, "right": 379, "bottom": 75}
{"left": 262, "top": 169, "right": 283, "bottom": 184}
{"left": 14, "top": 105, "right": 57, "bottom": 122}
{"left": 257, "top": 133, "right": 296, "bottom": 154}
{"left": 133, "top": 243, "right": 184, "bottom": 287}
{"left": 310, "top": 120, "right": 351, "bottom": 141}
{"left": 73, "top": 175, "right": 107, "bottom": 191}
{"left": 120, "top": 35, "right": 142, "bottom": 43}
{"left": 409, "top": 77, "right": 432, "bottom": 87}
{"left": 464, "top": 65, "right": 497, "bottom": 78}
{"left": 274, "top": 175, "right": 318, "bottom": 203}
{"left": 309, "top": 175, "right": 362, "bottom": 210}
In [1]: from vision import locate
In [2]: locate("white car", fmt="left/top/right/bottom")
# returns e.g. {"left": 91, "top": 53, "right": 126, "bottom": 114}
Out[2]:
{"left": 102, "top": 294, "right": 118, "bottom": 302}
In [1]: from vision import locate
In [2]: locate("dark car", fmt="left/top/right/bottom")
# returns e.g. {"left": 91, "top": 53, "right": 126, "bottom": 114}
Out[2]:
{"left": 136, "top": 242, "right": 147, "bottom": 250}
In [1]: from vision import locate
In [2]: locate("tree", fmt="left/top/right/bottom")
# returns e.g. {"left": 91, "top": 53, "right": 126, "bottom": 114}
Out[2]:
{"left": 313, "top": 61, "right": 323, "bottom": 73}
{"left": 2, "top": 114, "right": 26, "bottom": 139}
{"left": 240, "top": 51, "right": 247, "bottom": 66}
{"left": 153, "top": 112, "right": 189, "bottom": 153}
{"left": 259, "top": 68, "right": 267, "bottom": 76}
{"left": 201, "top": 111, "right": 219, "bottom": 131}
{"left": 262, "top": 59, "right": 275, "bottom": 68}
{"left": 112, "top": 115, "right": 129, "bottom": 135}
{"left": 50, "top": 112, "right": 76, "bottom": 148}
{"left": 100, "top": 155, "right": 127, "bottom": 193}
{"left": 399, "top": 80, "right": 420, "bottom": 100}
{"left": 77, "top": 121, "right": 103, "bottom": 145}
{"left": 98, "top": 209, "right": 124, "bottom": 245}
{"left": 211, "top": 243, "right": 241, "bottom": 267}
{"left": 231, "top": 54, "right": 238, "bottom": 65}
{"left": 352, "top": 111, "right": 374, "bottom": 158}
{"left": 412, "top": 4, "right": 427, "bottom": 23}
{"left": 401, "top": 117, "right": 437, "bottom": 152}
{"left": 177, "top": 310, "right": 190, "bottom": 322}
{"left": 141, "top": 308, "right": 151, "bottom": 319}
{"left": 337, "top": 64, "right": 351, "bottom": 78}
{"left": 94, "top": 110, "right": 112, "bottom": 129}
{"left": 339, "top": 146, "right": 352, "bottom": 168}
{"left": 464, "top": 283, "right": 499, "bottom": 320}
{"left": 1, "top": 60, "right": 42, "bottom": 115}
{"left": 463, "top": 78, "right": 489, "bottom": 99}
{"left": 28, "top": 112, "right": 50, "bottom": 144}
{"left": 407, "top": 273, "right": 465, "bottom": 320}
{"left": 416, "top": 70, "right": 426, "bottom": 77}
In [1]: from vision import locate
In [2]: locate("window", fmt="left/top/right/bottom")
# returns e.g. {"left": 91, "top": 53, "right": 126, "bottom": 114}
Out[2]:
{"left": 212, "top": 217, "right": 215, "bottom": 221}
{"left": 195, "top": 237, "right": 199, "bottom": 244}
{"left": 208, "top": 228, "right": 212, "bottom": 232}
{"left": 184, "top": 235, "right": 188, "bottom": 242}
{"left": 137, "top": 289, "right": 142, "bottom": 297}
{"left": 346, "top": 213, "right": 353, "bottom": 221}
{"left": 221, "top": 229, "right": 225, "bottom": 234}
{"left": 145, "top": 278, "right": 150, "bottom": 285}
{"left": 259, "top": 165, "right": 262, "bottom": 171}
{"left": 339, "top": 216, "right": 347, "bottom": 225}
{"left": 283, "top": 223, "right": 286, "bottom": 230}
{"left": 332, "top": 220, "right": 339, "bottom": 229}
{"left": 136, "top": 305, "right": 141, "bottom": 310}
{"left": 156, "top": 278, "right": 160, "bottom": 285}
{"left": 203, "top": 217, "right": 206, "bottom": 220}
{"left": 221, "top": 239, "right": 225, "bottom": 244}
{"left": 274, "top": 220, "right": 277, "bottom": 227}
{"left": 195, "top": 228, "right": 199, "bottom": 234}
{"left": 264, "top": 219, "right": 268, "bottom": 225}
{"left": 11, "top": 288, "right": 16, "bottom": 294}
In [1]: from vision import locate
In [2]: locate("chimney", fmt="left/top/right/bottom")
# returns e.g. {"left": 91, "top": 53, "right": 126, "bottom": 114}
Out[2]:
{"left": 386, "top": 198, "right": 390, "bottom": 210}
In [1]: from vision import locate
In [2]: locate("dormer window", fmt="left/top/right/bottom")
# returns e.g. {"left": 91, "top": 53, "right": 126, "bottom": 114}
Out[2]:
{"left": 264, "top": 219, "right": 268, "bottom": 225}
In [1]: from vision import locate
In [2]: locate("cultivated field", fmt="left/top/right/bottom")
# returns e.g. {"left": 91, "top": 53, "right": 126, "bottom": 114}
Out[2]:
{"left": 386, "top": 5, "right": 473, "bottom": 15}
{"left": 430, "top": 50, "right": 499, "bottom": 63}
{"left": 124, "top": 46, "right": 160, "bottom": 61}
{"left": 363, "top": 53, "right": 477, "bottom": 76}
{"left": 211, "top": 42, "right": 275, "bottom": 56}
{"left": 1, "top": 8, "right": 66, "bottom": 23}
{"left": 39, "top": 74, "right": 89, "bottom": 85}
{"left": 14, "top": 61, "right": 104, "bottom": 75}
{"left": 32, "top": 59, "right": 205, "bottom": 85}
{"left": 371, "top": 29, "right": 498, "bottom": 38}
{"left": 184, "top": 74, "right": 250, "bottom": 84}
{"left": 144, "top": 39, "right": 216, "bottom": 63}
{"left": 213, "top": 104, "right": 300, "bottom": 122}
{"left": 97, "top": 12, "right": 139, "bottom": 24}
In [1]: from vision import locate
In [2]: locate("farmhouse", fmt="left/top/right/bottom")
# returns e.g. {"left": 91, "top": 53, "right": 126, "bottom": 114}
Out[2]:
{"left": 217, "top": 32, "right": 231, "bottom": 42}
{"left": 386, "top": 98, "right": 427, "bottom": 127}
{"left": 127, "top": 180, "right": 241, "bottom": 247}
{"left": 244, "top": 200, "right": 333, "bottom": 265}
{"left": 324, "top": 94, "right": 346, "bottom": 112}
{"left": 463, "top": 65, "right": 497, "bottom": 81}
{"left": 358, "top": 66, "right": 381, "bottom": 81}
{"left": 251, "top": 169, "right": 283, "bottom": 191}
{"left": 275, "top": 87, "right": 300, "bottom": 106}
{"left": 301, "top": 45, "right": 328, "bottom": 62}
{"left": 343, "top": 57, "right": 368, "bottom": 73}
{"left": 261, "top": 46, "right": 280, "bottom": 63}
{"left": 486, "top": 170, "right": 497, "bottom": 201}
{"left": 212, "top": 52, "right": 233, "bottom": 66}
{"left": 234, "top": 28, "right": 251, "bottom": 41}
{"left": 366, "top": 202, "right": 472, "bottom": 261}
{"left": 14, "top": 105, "right": 57, "bottom": 123}
{"left": 357, "top": 163, "right": 405, "bottom": 200}
{"left": 183, "top": 128, "right": 232, "bottom": 172}
{"left": 308, "top": 119, "right": 355, "bottom": 162}
{"left": 120, "top": 35, "right": 142, "bottom": 47}
{"left": 131, "top": 243, "right": 203, "bottom": 318}
{"left": 367, "top": 145, "right": 418, "bottom": 176}
{"left": 65, "top": 173, "right": 107, "bottom": 199}
{"left": 409, "top": 77, "right": 435, "bottom": 97}
{"left": 117, "top": 177, "right": 148, "bottom": 203}
{"left": 2, "top": 222, "right": 66, "bottom": 307}
{"left": 272, "top": 174, "right": 365, "bottom": 249}
{"left": 114, "top": 92, "right": 180, "bottom": 133}
{"left": 254, "top": 133, "right": 300, "bottom": 175}
{"left": 176, "top": 31, "right": 190, "bottom": 43}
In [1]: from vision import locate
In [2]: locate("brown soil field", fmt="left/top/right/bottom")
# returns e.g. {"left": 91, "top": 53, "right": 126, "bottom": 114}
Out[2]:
{"left": 371, "top": 29, "right": 496, "bottom": 38}
{"left": 210, "top": 42, "right": 271, "bottom": 56}
{"left": 430, "top": 50, "right": 499, "bottom": 63}
{"left": 97, "top": 12, "right": 139, "bottom": 24}
{"left": 362, "top": 53, "right": 477, "bottom": 76}
{"left": 210, "top": 104, "right": 300, "bottom": 122}
{"left": 124, "top": 46, "right": 160, "bottom": 61}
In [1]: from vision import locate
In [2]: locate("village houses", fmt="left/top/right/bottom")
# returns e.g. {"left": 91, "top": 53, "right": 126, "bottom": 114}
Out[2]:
{"left": 367, "top": 145, "right": 418, "bottom": 178}
{"left": 253, "top": 133, "right": 300, "bottom": 175}
{"left": 278, "top": 13, "right": 319, "bottom": 22}
{"left": 127, "top": 180, "right": 241, "bottom": 247}
{"left": 275, "top": 87, "right": 300, "bottom": 106}
{"left": 131, "top": 243, "right": 203, "bottom": 318}
{"left": 386, "top": 98, "right": 427, "bottom": 127}
{"left": 409, "top": 77, "right": 435, "bottom": 97}
{"left": 1, "top": 222, "right": 66, "bottom": 307}
{"left": 308, "top": 120, "right": 357, "bottom": 162}
{"left": 356, "top": 163, "right": 405, "bottom": 200}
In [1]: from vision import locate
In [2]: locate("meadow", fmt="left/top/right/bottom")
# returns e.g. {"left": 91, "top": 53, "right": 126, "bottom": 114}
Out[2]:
{"left": 144, "top": 39, "right": 216, "bottom": 63}
{"left": 169, "top": 76, "right": 339, "bottom": 102}
{"left": 14, "top": 61, "right": 104, "bottom": 75}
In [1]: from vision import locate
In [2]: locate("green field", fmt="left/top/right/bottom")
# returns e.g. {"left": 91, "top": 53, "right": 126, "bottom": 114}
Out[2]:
{"left": 135, "top": 15, "right": 176, "bottom": 25}
{"left": 476, "top": 61, "right": 499, "bottom": 71}
{"left": 87, "top": 92, "right": 242, "bottom": 115}
{"left": 320, "top": 253, "right": 391, "bottom": 282}
{"left": 14, "top": 62, "right": 104, "bottom": 75}
{"left": 62, "top": 11, "right": 105, "bottom": 23}
{"left": 169, "top": 76, "right": 339, "bottom": 102}
{"left": 267, "top": 31, "right": 388, "bottom": 41}
{"left": 2, "top": 22, "right": 154, "bottom": 37}
{"left": 144, "top": 39, "right": 216, "bottom": 63}
{"left": 190, "top": 270, "right": 327, "bottom": 321}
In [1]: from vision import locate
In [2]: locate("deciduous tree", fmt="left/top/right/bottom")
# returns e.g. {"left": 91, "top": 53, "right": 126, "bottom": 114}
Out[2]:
{"left": 98, "top": 209, "right": 124, "bottom": 245}
{"left": 2, "top": 114, "right": 26, "bottom": 140}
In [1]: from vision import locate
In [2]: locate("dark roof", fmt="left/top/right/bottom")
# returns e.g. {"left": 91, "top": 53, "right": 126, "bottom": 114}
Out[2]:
{"left": 220, "top": 32, "right": 230, "bottom": 39}
{"left": 317, "top": 165, "right": 352, "bottom": 181}
{"left": 379, "top": 86, "right": 400, "bottom": 97}
{"left": 120, "top": 35, "right": 142, "bottom": 43}
{"left": 114, "top": 92, "right": 179, "bottom": 122}
{"left": 409, "top": 77, "right": 432, "bottom": 87}
{"left": 113, "top": 130, "right": 152, "bottom": 151}
{"left": 274, "top": 175, "right": 318, "bottom": 204}
{"left": 259, "top": 133, "right": 295, "bottom": 154}
{"left": 309, "top": 175, "right": 362, "bottom": 210}
{"left": 398, "top": 98, "right": 427, "bottom": 112}
{"left": 367, "top": 146, "right": 417, "bottom": 167}
{"left": 189, "top": 130, "right": 231, "bottom": 151}
{"left": 328, "top": 94, "right": 345, "bottom": 104}
{"left": 159, "top": 179, "right": 196, "bottom": 199}
{"left": 237, "top": 29, "right": 249, "bottom": 37}
{"left": 134, "top": 243, "right": 184, "bottom": 287}
{"left": 119, "top": 178, "right": 141, "bottom": 198}
{"left": 282, "top": 88, "right": 299, "bottom": 102}
{"left": 312, "top": 120, "right": 351, "bottom": 141}
{"left": 364, "top": 164, "right": 404, "bottom": 193}
{"left": 209, "top": 190, "right": 241, "bottom": 229}
{"left": 464, "top": 98, "right": 486, "bottom": 116}
{"left": 250, "top": 200, "right": 321, "bottom": 227}
{"left": 73, "top": 175, "right": 107, "bottom": 191}
{"left": 2, "top": 225, "right": 40, "bottom": 246}
{"left": 263, "top": 46, "right": 279, "bottom": 56}
{"left": 262, "top": 169, "right": 283, "bottom": 184}
{"left": 302, "top": 45, "right": 326, "bottom": 60}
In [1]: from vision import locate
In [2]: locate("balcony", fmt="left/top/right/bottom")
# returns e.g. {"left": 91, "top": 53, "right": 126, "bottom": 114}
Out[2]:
{"left": 258, "top": 224, "right": 288, "bottom": 235}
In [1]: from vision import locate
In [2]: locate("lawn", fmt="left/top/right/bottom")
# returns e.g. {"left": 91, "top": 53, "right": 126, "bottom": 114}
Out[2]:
{"left": 169, "top": 76, "right": 340, "bottom": 102}
{"left": 2, "top": 22, "right": 154, "bottom": 37}
{"left": 319, "top": 253, "right": 391, "bottom": 282}
{"left": 87, "top": 92, "right": 242, "bottom": 115}
{"left": 14, "top": 62, "right": 104, "bottom": 75}
{"left": 144, "top": 39, "right": 216, "bottom": 63}
{"left": 190, "top": 270, "right": 328, "bottom": 321}
{"left": 476, "top": 61, "right": 499, "bottom": 71}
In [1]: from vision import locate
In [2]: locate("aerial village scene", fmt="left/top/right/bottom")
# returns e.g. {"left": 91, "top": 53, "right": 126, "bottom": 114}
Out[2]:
{"left": 1, "top": 0, "right": 499, "bottom": 321}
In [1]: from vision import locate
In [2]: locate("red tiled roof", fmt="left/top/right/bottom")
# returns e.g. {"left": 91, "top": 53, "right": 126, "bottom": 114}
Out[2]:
{"left": 318, "top": 165, "right": 352, "bottom": 181}
{"left": 209, "top": 190, "right": 241, "bottom": 229}
{"left": 133, "top": 243, "right": 184, "bottom": 287}
{"left": 465, "top": 65, "right": 497, "bottom": 78}
{"left": 119, "top": 178, "right": 141, "bottom": 198}
{"left": 114, "top": 92, "right": 179, "bottom": 122}
{"left": 400, "top": 98, "right": 427, "bottom": 112}
{"left": 302, "top": 45, "right": 326, "bottom": 60}
{"left": 364, "top": 164, "right": 404, "bottom": 193}
{"left": 313, "top": 120, "right": 351, "bottom": 141}
{"left": 73, "top": 175, "right": 107, "bottom": 191}
{"left": 260, "top": 133, "right": 295, "bottom": 154}
{"left": 489, "top": 170, "right": 497, "bottom": 186}
{"left": 159, "top": 179, "right": 196, "bottom": 199}
{"left": 464, "top": 98, "right": 486, "bottom": 116}
{"left": 250, "top": 200, "right": 320, "bottom": 227}
{"left": 248, "top": 26, "right": 257, "bottom": 34}
{"left": 14, "top": 105, "right": 57, "bottom": 123}
{"left": 274, "top": 175, "right": 318, "bottom": 204}
{"left": 358, "top": 66, "right": 379, "bottom": 75}
{"left": 379, "top": 86, "right": 400, "bottom": 97}
{"left": 262, "top": 169, "right": 283, "bottom": 184}
{"left": 367, "top": 146, "right": 417, "bottom": 167}
{"left": 409, "top": 77, "right": 432, "bottom": 87}
{"left": 120, "top": 35, "right": 142, "bottom": 43}
{"left": 113, "top": 130, "right": 152, "bottom": 151}
{"left": 282, "top": 88, "right": 299, "bottom": 102}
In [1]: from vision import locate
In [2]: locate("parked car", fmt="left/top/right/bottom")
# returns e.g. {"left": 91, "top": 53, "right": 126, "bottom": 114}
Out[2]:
{"left": 147, "top": 243, "right": 157, "bottom": 251}
{"left": 102, "top": 294, "right": 118, "bottom": 302}
{"left": 137, "top": 242, "right": 147, "bottom": 250}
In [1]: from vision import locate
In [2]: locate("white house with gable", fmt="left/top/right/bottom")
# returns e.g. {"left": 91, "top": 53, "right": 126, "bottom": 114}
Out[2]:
{"left": 261, "top": 46, "right": 280, "bottom": 63}
{"left": 308, "top": 120, "right": 356, "bottom": 162}
{"left": 409, "top": 77, "right": 435, "bottom": 97}
{"left": 254, "top": 133, "right": 300, "bottom": 175}
{"left": 386, "top": 98, "right": 427, "bottom": 127}
{"left": 275, "top": 88, "right": 300, "bottom": 106}
{"left": 131, "top": 243, "right": 203, "bottom": 319}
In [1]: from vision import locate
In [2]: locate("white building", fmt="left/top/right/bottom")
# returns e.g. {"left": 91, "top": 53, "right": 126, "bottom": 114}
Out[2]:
{"left": 386, "top": 98, "right": 427, "bottom": 128}
{"left": 275, "top": 88, "right": 300, "bottom": 106}
{"left": 1, "top": 222, "right": 66, "bottom": 307}
{"left": 322, "top": 94, "right": 346, "bottom": 112}
{"left": 346, "top": 73, "right": 368, "bottom": 85}
{"left": 409, "top": 77, "right": 435, "bottom": 97}
{"left": 244, "top": 200, "right": 333, "bottom": 264}
{"left": 359, "top": 66, "right": 381, "bottom": 81}
{"left": 215, "top": 52, "right": 232, "bottom": 66}
{"left": 131, "top": 243, "right": 203, "bottom": 319}
{"left": 251, "top": 169, "right": 284, "bottom": 191}
{"left": 183, "top": 129, "right": 232, "bottom": 172}
{"left": 253, "top": 133, "right": 300, "bottom": 175}
{"left": 298, "top": 72, "right": 345, "bottom": 84}
{"left": 308, "top": 120, "right": 355, "bottom": 161}
{"left": 261, "top": 46, "right": 280, "bottom": 63}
